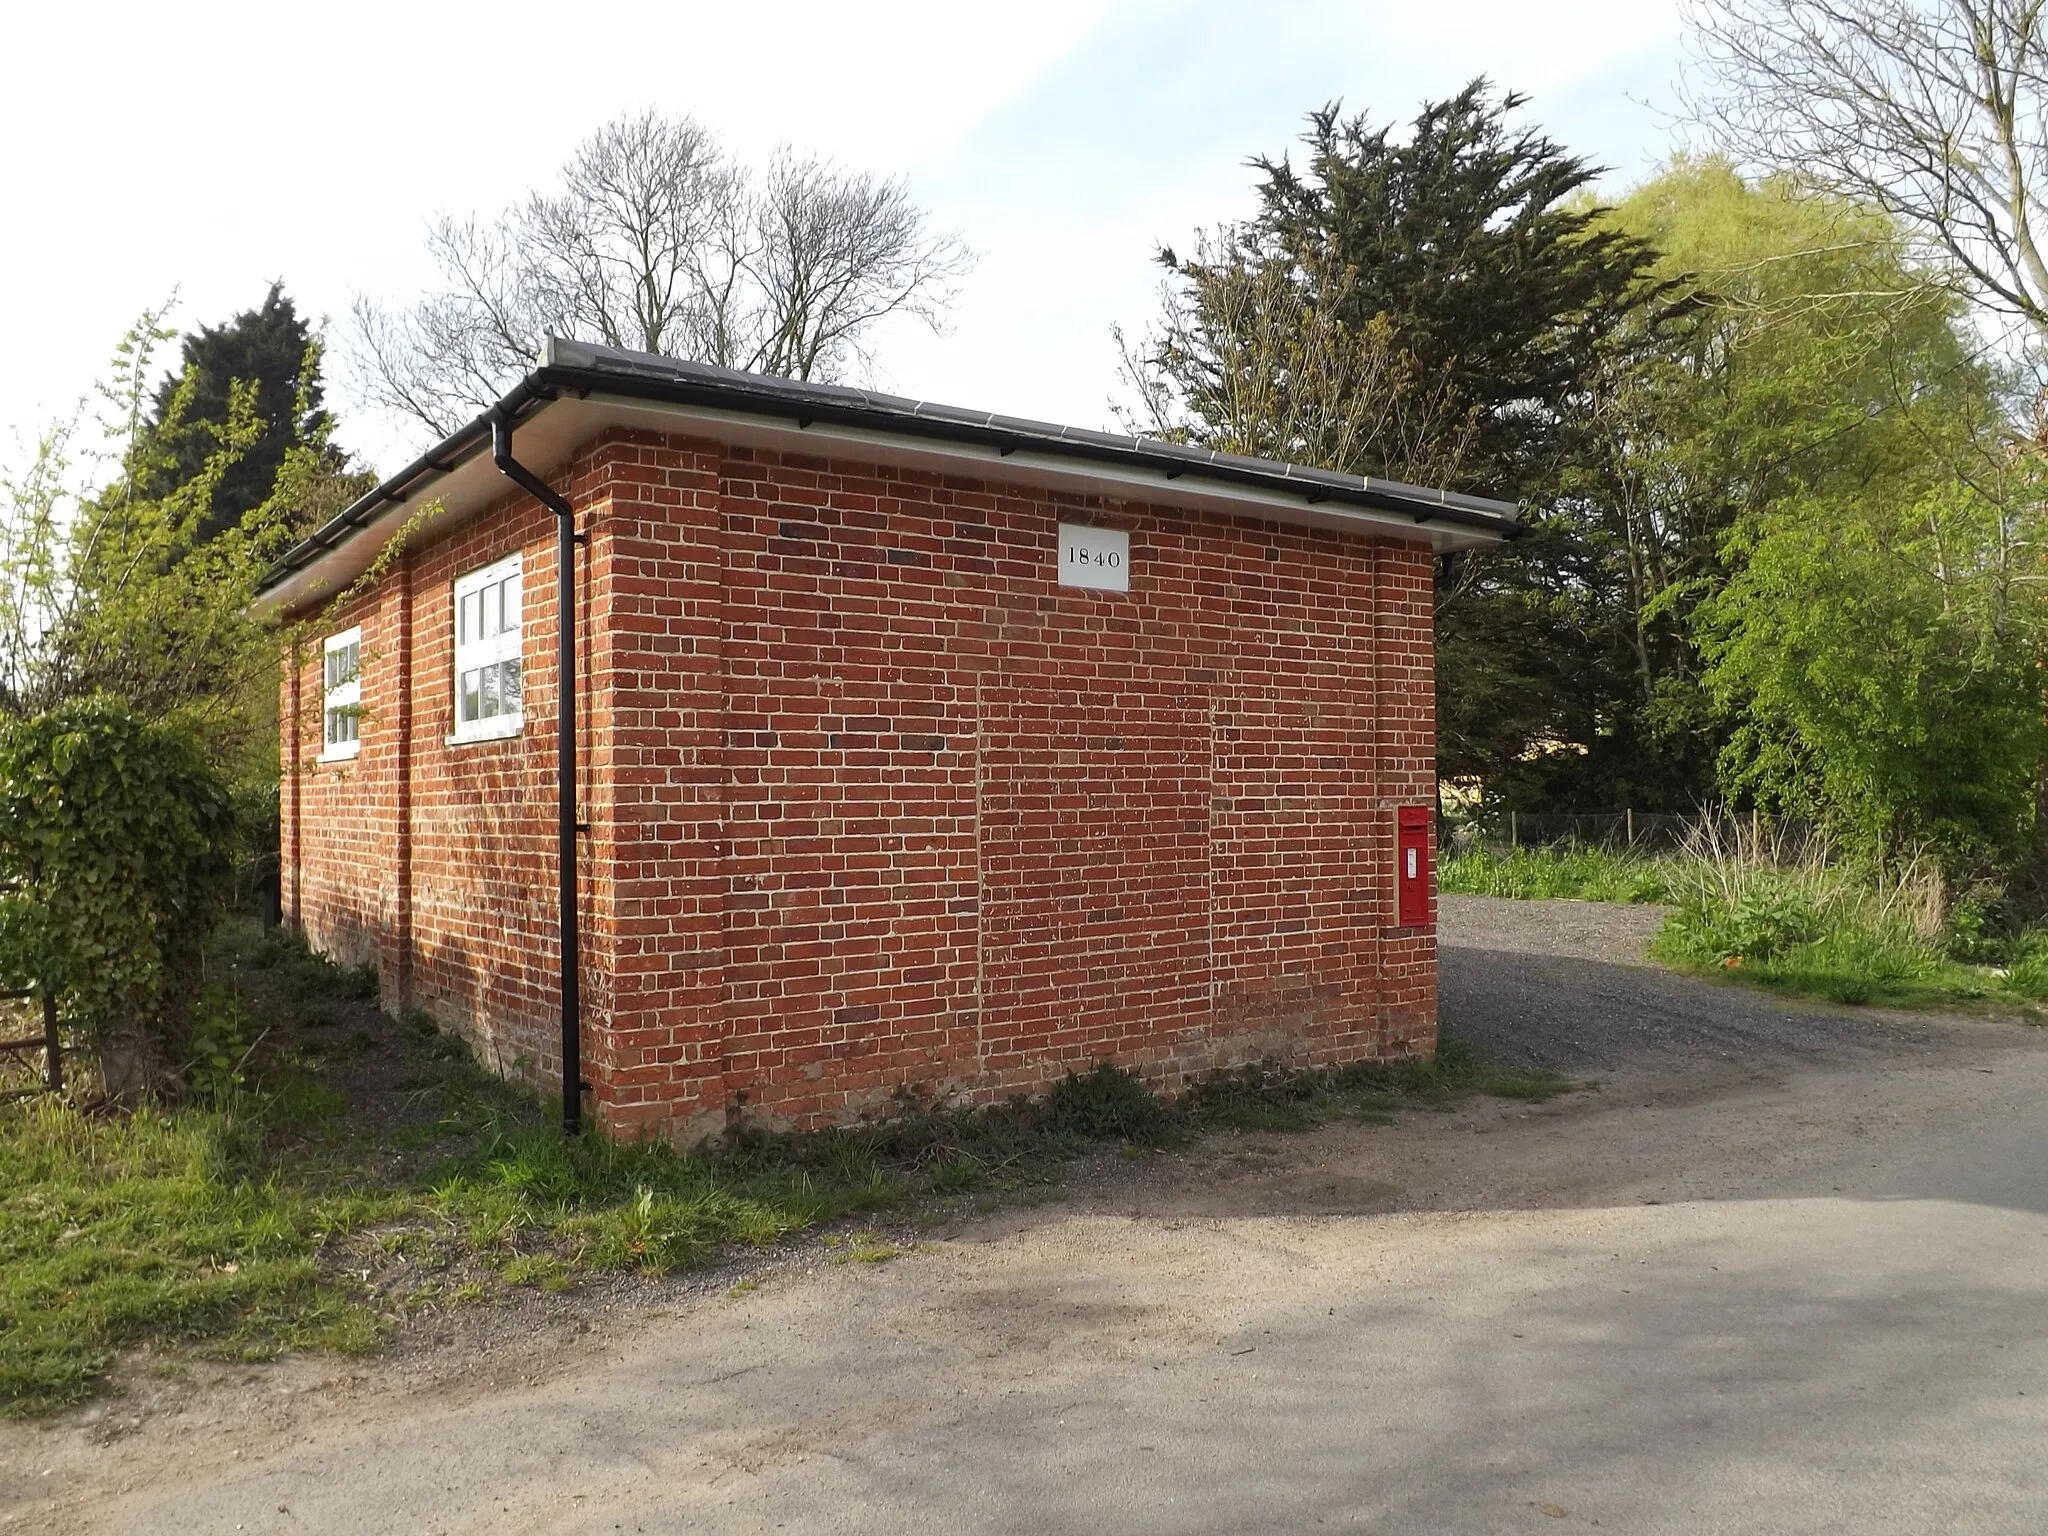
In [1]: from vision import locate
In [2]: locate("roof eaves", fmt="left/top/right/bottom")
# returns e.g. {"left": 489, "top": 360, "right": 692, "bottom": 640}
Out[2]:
{"left": 528, "top": 357, "right": 1521, "bottom": 537}
{"left": 256, "top": 344, "right": 1520, "bottom": 601}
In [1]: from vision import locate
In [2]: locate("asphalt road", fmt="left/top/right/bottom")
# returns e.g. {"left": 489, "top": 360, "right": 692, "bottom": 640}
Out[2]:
{"left": 8, "top": 898, "right": 2047, "bottom": 1535}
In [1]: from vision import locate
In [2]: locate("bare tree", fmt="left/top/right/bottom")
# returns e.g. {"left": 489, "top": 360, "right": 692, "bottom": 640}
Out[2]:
{"left": 1684, "top": 1, "right": 2048, "bottom": 341}
{"left": 348, "top": 111, "right": 973, "bottom": 441}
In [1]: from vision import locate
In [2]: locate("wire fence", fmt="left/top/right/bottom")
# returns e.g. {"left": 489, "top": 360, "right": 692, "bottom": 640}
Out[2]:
{"left": 1444, "top": 809, "right": 1818, "bottom": 859}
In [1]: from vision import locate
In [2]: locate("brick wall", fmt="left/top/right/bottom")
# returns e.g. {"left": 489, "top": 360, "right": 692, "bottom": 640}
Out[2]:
{"left": 284, "top": 428, "right": 1440, "bottom": 1140}
{"left": 285, "top": 465, "right": 605, "bottom": 1092}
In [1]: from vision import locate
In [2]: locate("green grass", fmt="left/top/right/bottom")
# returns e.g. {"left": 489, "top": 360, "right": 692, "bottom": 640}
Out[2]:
{"left": 1439, "top": 846, "right": 1675, "bottom": 904}
{"left": 0, "top": 925, "right": 1567, "bottom": 1416}
{"left": 1441, "top": 834, "right": 2048, "bottom": 1013}
{"left": 0, "top": 1097, "right": 387, "bottom": 1415}
{"left": 1639, "top": 826, "right": 2048, "bottom": 1012}
{"left": 1649, "top": 886, "right": 2047, "bottom": 1009}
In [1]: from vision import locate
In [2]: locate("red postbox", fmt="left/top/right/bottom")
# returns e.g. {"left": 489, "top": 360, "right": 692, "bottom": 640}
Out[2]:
{"left": 1396, "top": 805, "right": 1432, "bottom": 928}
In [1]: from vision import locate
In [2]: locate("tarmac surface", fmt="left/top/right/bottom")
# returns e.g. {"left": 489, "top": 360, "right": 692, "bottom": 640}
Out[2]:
{"left": 6, "top": 897, "right": 2046, "bottom": 1534}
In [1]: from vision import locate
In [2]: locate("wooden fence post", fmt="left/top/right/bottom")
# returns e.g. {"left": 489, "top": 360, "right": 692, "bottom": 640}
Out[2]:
{"left": 41, "top": 988, "right": 60, "bottom": 1093}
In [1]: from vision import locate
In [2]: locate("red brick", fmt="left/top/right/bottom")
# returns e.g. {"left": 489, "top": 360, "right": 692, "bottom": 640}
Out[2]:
{"left": 281, "top": 430, "right": 1440, "bottom": 1141}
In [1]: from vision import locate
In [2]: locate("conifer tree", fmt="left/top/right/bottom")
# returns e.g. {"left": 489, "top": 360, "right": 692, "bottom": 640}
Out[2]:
{"left": 136, "top": 284, "right": 347, "bottom": 542}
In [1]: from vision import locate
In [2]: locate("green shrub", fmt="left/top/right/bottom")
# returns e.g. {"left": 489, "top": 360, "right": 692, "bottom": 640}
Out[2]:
{"left": 0, "top": 698, "right": 235, "bottom": 1096}
{"left": 1046, "top": 1063, "right": 1178, "bottom": 1144}
{"left": 1643, "top": 818, "right": 2048, "bottom": 1008}
{"left": 1724, "top": 879, "right": 1822, "bottom": 961}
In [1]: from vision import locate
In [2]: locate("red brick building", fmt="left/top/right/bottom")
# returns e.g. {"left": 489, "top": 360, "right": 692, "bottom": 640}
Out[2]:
{"left": 257, "top": 340, "right": 1516, "bottom": 1141}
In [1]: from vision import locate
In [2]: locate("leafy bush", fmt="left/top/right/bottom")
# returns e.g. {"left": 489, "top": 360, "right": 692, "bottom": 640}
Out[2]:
{"left": 1643, "top": 815, "right": 2048, "bottom": 1008}
{"left": 0, "top": 698, "right": 235, "bottom": 1096}
{"left": 1719, "top": 878, "right": 1822, "bottom": 961}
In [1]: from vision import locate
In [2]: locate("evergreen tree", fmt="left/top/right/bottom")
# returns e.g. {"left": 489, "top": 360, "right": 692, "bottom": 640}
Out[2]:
{"left": 1239, "top": 83, "right": 1666, "bottom": 493}
{"left": 136, "top": 284, "right": 346, "bottom": 541}
{"left": 1125, "top": 84, "right": 1676, "bottom": 802}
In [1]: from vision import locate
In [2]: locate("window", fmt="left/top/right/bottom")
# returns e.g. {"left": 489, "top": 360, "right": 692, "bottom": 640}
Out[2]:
{"left": 321, "top": 627, "right": 362, "bottom": 760}
{"left": 452, "top": 554, "right": 523, "bottom": 741}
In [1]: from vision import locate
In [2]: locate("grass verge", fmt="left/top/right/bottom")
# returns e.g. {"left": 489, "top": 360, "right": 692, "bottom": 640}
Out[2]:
{"left": 1642, "top": 823, "right": 2048, "bottom": 1011}
{"left": 1439, "top": 835, "right": 2048, "bottom": 1012}
{"left": 0, "top": 924, "right": 1565, "bottom": 1417}
{"left": 1439, "top": 846, "right": 1675, "bottom": 904}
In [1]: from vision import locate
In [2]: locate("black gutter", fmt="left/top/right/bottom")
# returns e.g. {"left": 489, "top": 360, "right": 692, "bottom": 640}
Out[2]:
{"left": 523, "top": 360, "right": 1521, "bottom": 538}
{"left": 255, "top": 350, "right": 1518, "bottom": 601}
{"left": 257, "top": 377, "right": 557, "bottom": 594}
{"left": 490, "top": 413, "right": 584, "bottom": 1138}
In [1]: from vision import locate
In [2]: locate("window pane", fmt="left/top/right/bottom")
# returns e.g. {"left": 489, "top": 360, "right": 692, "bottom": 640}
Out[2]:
{"left": 342, "top": 710, "right": 357, "bottom": 744}
{"left": 461, "top": 669, "right": 480, "bottom": 722}
{"left": 481, "top": 663, "right": 500, "bottom": 719}
{"left": 500, "top": 658, "right": 521, "bottom": 714}
{"left": 504, "top": 574, "right": 521, "bottom": 631}
{"left": 347, "top": 642, "right": 359, "bottom": 681}
{"left": 325, "top": 708, "right": 338, "bottom": 746}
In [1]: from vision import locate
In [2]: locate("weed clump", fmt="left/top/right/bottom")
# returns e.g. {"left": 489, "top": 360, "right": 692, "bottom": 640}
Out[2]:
{"left": 1646, "top": 818, "right": 2044, "bottom": 1009}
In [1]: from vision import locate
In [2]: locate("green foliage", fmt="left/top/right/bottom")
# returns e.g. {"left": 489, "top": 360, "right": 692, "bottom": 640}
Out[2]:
{"left": 186, "top": 983, "right": 259, "bottom": 1102}
{"left": 1700, "top": 465, "right": 2048, "bottom": 875}
{"left": 0, "top": 1095, "right": 380, "bottom": 1416}
{"left": 2005, "top": 938, "right": 2048, "bottom": 1001}
{"left": 1044, "top": 1062, "right": 1180, "bottom": 1145}
{"left": 1583, "top": 158, "right": 2048, "bottom": 872}
{"left": 1663, "top": 876, "right": 1821, "bottom": 963}
{"left": 131, "top": 285, "right": 349, "bottom": 545}
{"left": 1645, "top": 826, "right": 2048, "bottom": 1008}
{"left": 1120, "top": 84, "right": 1687, "bottom": 799}
{"left": 0, "top": 698, "right": 234, "bottom": 1087}
{"left": 1235, "top": 84, "right": 1665, "bottom": 485}
{"left": 1, "top": 306, "right": 371, "bottom": 791}
{"left": 1439, "top": 846, "right": 1676, "bottom": 903}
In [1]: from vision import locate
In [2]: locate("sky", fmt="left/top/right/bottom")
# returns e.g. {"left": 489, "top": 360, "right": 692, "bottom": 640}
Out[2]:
{"left": 0, "top": 0, "right": 1691, "bottom": 478}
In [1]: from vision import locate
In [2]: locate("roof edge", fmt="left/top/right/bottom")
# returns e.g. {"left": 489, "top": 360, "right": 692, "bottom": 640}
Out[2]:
{"left": 256, "top": 344, "right": 1519, "bottom": 604}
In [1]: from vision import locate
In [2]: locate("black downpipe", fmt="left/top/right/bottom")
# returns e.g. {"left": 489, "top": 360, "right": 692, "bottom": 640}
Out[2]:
{"left": 491, "top": 415, "right": 583, "bottom": 1136}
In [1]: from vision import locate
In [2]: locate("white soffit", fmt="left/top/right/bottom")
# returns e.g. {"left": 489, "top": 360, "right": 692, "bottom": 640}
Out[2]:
{"left": 255, "top": 392, "right": 1500, "bottom": 616}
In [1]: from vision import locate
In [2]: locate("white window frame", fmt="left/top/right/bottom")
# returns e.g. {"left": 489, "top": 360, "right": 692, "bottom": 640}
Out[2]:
{"left": 319, "top": 627, "right": 362, "bottom": 762}
{"left": 450, "top": 553, "right": 524, "bottom": 744}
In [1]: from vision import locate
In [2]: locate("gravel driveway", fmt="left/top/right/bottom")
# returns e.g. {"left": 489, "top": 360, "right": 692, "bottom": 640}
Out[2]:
{"left": 1439, "top": 893, "right": 1944, "bottom": 1074}
{"left": 12, "top": 899, "right": 2048, "bottom": 1535}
